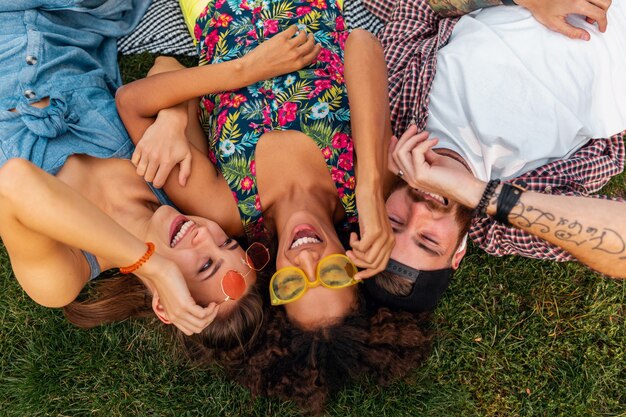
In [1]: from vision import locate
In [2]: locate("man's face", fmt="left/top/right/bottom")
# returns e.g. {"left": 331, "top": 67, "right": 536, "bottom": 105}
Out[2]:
{"left": 386, "top": 185, "right": 466, "bottom": 271}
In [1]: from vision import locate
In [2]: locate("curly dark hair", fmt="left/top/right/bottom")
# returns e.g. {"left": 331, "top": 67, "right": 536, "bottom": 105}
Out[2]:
{"left": 201, "top": 293, "right": 432, "bottom": 414}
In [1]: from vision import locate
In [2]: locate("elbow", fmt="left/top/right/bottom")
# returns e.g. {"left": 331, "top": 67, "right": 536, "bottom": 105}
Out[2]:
{"left": 115, "top": 84, "right": 142, "bottom": 145}
{"left": 114, "top": 84, "right": 134, "bottom": 119}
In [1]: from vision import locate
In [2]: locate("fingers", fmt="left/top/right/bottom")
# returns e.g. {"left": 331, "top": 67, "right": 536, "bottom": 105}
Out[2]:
{"left": 172, "top": 303, "right": 220, "bottom": 336}
{"left": 143, "top": 158, "right": 159, "bottom": 185}
{"left": 178, "top": 155, "right": 192, "bottom": 187}
{"left": 397, "top": 124, "right": 420, "bottom": 142}
{"left": 289, "top": 27, "right": 308, "bottom": 46}
{"left": 575, "top": 0, "right": 608, "bottom": 32}
{"left": 283, "top": 24, "right": 299, "bottom": 39}
{"left": 298, "top": 34, "right": 321, "bottom": 64}
{"left": 152, "top": 161, "right": 174, "bottom": 189}
{"left": 348, "top": 230, "right": 394, "bottom": 280}
{"left": 553, "top": 19, "right": 591, "bottom": 40}
{"left": 301, "top": 43, "right": 322, "bottom": 67}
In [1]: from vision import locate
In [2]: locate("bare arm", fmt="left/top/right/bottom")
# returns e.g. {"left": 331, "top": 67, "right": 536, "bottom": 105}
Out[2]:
{"left": 116, "top": 25, "right": 320, "bottom": 141}
{"left": 343, "top": 29, "right": 395, "bottom": 279}
{"left": 390, "top": 131, "right": 626, "bottom": 278}
{"left": 428, "top": 0, "right": 611, "bottom": 40}
{"left": 0, "top": 159, "right": 218, "bottom": 332}
{"left": 428, "top": 0, "right": 502, "bottom": 17}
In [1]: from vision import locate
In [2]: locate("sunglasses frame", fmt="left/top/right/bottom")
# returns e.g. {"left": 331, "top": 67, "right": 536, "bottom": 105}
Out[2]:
{"left": 220, "top": 242, "right": 270, "bottom": 303}
{"left": 269, "top": 254, "right": 359, "bottom": 306}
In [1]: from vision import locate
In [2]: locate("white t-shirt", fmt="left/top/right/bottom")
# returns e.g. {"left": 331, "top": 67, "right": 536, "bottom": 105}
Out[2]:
{"left": 426, "top": 3, "right": 626, "bottom": 181}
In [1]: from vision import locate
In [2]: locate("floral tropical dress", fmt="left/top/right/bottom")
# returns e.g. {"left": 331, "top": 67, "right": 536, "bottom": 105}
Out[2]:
{"left": 194, "top": 0, "right": 357, "bottom": 241}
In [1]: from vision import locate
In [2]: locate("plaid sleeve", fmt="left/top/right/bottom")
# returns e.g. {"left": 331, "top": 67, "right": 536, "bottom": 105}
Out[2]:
{"left": 374, "top": 0, "right": 458, "bottom": 137}
{"left": 470, "top": 134, "right": 626, "bottom": 262}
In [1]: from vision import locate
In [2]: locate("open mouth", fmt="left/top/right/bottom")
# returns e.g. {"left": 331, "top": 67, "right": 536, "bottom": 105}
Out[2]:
{"left": 289, "top": 224, "right": 323, "bottom": 250}
{"left": 170, "top": 217, "right": 195, "bottom": 248}
{"left": 413, "top": 187, "right": 449, "bottom": 206}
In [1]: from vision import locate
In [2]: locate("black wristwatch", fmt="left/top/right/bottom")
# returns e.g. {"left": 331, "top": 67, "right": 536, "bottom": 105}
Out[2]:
{"left": 501, "top": 0, "right": 517, "bottom": 5}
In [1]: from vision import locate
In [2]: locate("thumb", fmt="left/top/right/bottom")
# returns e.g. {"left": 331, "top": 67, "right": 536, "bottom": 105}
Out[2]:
{"left": 178, "top": 154, "right": 192, "bottom": 187}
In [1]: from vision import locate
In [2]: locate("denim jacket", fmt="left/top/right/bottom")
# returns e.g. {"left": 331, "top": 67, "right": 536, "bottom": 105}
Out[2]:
{"left": 0, "top": 0, "right": 150, "bottom": 173}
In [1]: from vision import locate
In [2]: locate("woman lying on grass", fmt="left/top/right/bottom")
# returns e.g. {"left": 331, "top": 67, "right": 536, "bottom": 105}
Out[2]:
{"left": 0, "top": 19, "right": 339, "bottom": 354}
{"left": 116, "top": 0, "right": 431, "bottom": 412}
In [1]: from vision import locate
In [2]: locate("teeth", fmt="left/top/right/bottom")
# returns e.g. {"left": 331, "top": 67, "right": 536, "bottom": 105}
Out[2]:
{"left": 290, "top": 236, "right": 321, "bottom": 249}
{"left": 415, "top": 188, "right": 447, "bottom": 206}
{"left": 171, "top": 220, "right": 194, "bottom": 248}
{"left": 425, "top": 191, "right": 445, "bottom": 205}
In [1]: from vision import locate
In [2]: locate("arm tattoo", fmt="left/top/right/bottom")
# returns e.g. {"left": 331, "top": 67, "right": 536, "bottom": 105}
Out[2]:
{"left": 428, "top": 0, "right": 503, "bottom": 17}
{"left": 507, "top": 201, "right": 626, "bottom": 260}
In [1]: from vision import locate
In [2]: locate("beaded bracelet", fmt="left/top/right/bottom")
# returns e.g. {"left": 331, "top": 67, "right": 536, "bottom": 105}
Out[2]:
{"left": 119, "top": 242, "right": 156, "bottom": 274}
{"left": 473, "top": 179, "right": 500, "bottom": 218}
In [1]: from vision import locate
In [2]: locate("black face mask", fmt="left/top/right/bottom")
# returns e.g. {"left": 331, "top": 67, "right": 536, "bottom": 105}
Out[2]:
{"left": 363, "top": 259, "right": 454, "bottom": 313}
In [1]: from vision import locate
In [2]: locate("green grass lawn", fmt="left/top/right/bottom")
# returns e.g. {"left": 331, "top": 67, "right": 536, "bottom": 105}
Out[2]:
{"left": 0, "top": 54, "right": 624, "bottom": 417}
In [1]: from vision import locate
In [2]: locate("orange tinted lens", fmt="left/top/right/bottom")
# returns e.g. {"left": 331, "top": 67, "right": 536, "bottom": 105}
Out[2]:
{"left": 222, "top": 271, "right": 247, "bottom": 300}
{"left": 246, "top": 242, "right": 270, "bottom": 270}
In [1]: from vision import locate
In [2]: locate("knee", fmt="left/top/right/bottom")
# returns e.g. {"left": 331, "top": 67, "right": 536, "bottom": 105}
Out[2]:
{"left": 22, "top": 278, "right": 83, "bottom": 308}
{"left": 0, "top": 158, "right": 36, "bottom": 199}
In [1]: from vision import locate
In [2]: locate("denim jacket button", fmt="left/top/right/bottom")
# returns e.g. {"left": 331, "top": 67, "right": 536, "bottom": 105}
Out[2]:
{"left": 26, "top": 55, "right": 38, "bottom": 65}
{"left": 24, "top": 89, "right": 36, "bottom": 99}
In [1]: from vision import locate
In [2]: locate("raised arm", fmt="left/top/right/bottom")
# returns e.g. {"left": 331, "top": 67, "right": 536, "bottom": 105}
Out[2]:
{"left": 0, "top": 158, "right": 218, "bottom": 333}
{"left": 428, "top": 0, "right": 611, "bottom": 40}
{"left": 116, "top": 25, "right": 320, "bottom": 140}
{"left": 390, "top": 131, "right": 626, "bottom": 278}
{"left": 343, "top": 29, "right": 395, "bottom": 279}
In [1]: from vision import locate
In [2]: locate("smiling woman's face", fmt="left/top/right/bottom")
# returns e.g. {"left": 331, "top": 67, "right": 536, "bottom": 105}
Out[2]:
{"left": 145, "top": 206, "right": 257, "bottom": 308}
{"left": 274, "top": 211, "right": 357, "bottom": 329}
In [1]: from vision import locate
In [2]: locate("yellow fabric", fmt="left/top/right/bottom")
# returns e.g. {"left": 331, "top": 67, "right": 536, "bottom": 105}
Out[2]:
{"left": 179, "top": 0, "right": 344, "bottom": 44}
{"left": 179, "top": 0, "right": 208, "bottom": 43}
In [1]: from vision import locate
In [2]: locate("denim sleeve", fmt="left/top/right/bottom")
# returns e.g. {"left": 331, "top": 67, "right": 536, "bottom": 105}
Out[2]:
{"left": 0, "top": 1, "right": 78, "bottom": 12}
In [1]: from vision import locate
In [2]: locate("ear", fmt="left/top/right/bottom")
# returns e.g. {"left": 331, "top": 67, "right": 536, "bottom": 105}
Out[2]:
{"left": 451, "top": 234, "right": 468, "bottom": 270}
{"left": 151, "top": 292, "right": 172, "bottom": 325}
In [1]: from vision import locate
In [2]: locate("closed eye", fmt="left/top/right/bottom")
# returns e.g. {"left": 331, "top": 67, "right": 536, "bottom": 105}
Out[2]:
{"left": 416, "top": 234, "right": 443, "bottom": 257}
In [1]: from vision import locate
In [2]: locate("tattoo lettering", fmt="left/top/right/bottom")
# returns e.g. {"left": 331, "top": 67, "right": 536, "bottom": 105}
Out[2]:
{"left": 509, "top": 203, "right": 554, "bottom": 234}
{"left": 509, "top": 202, "right": 626, "bottom": 259}
{"left": 428, "top": 0, "right": 503, "bottom": 17}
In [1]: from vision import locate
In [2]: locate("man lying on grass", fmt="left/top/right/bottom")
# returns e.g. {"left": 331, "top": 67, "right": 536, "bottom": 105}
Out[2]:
{"left": 363, "top": 0, "right": 626, "bottom": 312}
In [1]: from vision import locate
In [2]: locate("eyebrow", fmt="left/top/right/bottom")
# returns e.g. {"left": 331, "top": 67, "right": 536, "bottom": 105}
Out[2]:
{"left": 203, "top": 240, "right": 241, "bottom": 280}
{"left": 205, "top": 259, "right": 223, "bottom": 280}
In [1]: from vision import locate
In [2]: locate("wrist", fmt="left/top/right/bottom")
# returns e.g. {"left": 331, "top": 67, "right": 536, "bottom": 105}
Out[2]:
{"left": 356, "top": 174, "right": 383, "bottom": 196}
{"left": 455, "top": 175, "right": 488, "bottom": 209}
{"left": 237, "top": 55, "right": 258, "bottom": 86}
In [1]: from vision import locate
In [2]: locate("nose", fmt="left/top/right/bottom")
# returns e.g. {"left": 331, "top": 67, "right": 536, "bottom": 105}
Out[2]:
{"left": 403, "top": 202, "right": 437, "bottom": 234}
{"left": 293, "top": 250, "right": 320, "bottom": 283}
{"left": 191, "top": 225, "right": 218, "bottom": 249}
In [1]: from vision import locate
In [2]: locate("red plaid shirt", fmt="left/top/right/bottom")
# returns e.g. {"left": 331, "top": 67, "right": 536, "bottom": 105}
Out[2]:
{"left": 362, "top": 0, "right": 626, "bottom": 262}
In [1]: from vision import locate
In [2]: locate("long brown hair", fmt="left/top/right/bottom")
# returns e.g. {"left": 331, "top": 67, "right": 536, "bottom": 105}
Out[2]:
{"left": 63, "top": 273, "right": 264, "bottom": 351}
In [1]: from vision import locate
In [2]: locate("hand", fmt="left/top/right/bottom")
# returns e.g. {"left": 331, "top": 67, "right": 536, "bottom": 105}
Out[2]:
{"left": 347, "top": 183, "right": 395, "bottom": 280}
{"left": 389, "top": 127, "right": 482, "bottom": 208}
{"left": 517, "top": 0, "right": 611, "bottom": 40}
{"left": 131, "top": 107, "right": 192, "bottom": 188}
{"left": 244, "top": 25, "right": 322, "bottom": 81}
{"left": 135, "top": 253, "right": 219, "bottom": 335}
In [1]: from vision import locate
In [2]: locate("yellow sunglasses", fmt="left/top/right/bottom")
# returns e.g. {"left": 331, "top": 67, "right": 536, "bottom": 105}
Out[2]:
{"left": 269, "top": 254, "right": 359, "bottom": 306}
